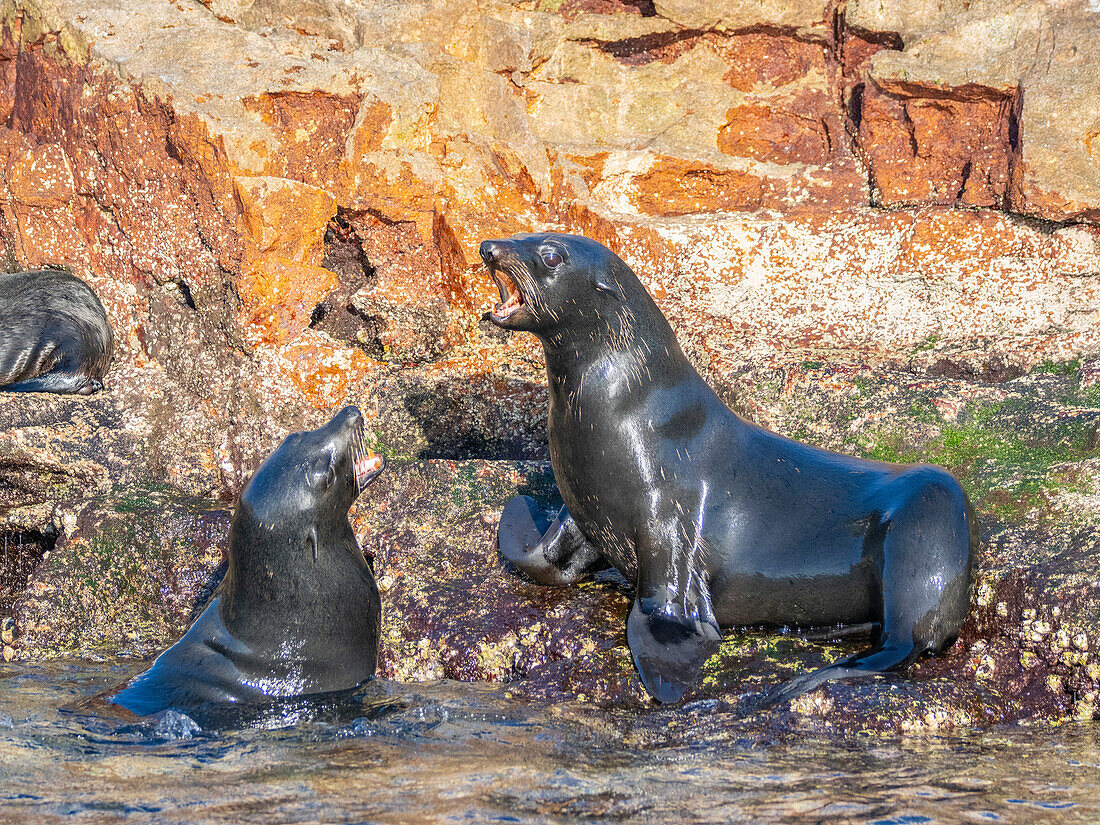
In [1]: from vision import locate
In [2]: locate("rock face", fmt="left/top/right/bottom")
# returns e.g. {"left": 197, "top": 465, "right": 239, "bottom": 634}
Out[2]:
{"left": 0, "top": 0, "right": 1099, "bottom": 733}
{"left": 848, "top": 0, "right": 1100, "bottom": 223}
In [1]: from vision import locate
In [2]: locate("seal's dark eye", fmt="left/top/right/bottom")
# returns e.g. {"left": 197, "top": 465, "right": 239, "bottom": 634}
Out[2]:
{"left": 539, "top": 249, "right": 563, "bottom": 268}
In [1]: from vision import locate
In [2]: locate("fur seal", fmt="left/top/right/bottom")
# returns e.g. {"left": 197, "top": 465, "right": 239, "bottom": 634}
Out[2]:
{"left": 0, "top": 269, "right": 114, "bottom": 394}
{"left": 483, "top": 233, "right": 976, "bottom": 704}
{"left": 107, "top": 406, "right": 385, "bottom": 718}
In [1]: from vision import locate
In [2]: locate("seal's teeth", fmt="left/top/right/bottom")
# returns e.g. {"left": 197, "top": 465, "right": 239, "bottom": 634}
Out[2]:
{"left": 491, "top": 271, "right": 525, "bottom": 319}
{"left": 354, "top": 451, "right": 384, "bottom": 488}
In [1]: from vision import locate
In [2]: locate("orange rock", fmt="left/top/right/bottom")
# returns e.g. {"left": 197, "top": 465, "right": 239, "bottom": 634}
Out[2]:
{"left": 7, "top": 143, "right": 75, "bottom": 207}
{"left": 432, "top": 136, "right": 545, "bottom": 269}
{"left": 718, "top": 93, "right": 833, "bottom": 165}
{"left": 313, "top": 209, "right": 470, "bottom": 363}
{"left": 715, "top": 31, "right": 828, "bottom": 92}
{"left": 898, "top": 209, "right": 1041, "bottom": 267}
{"left": 859, "top": 83, "right": 1015, "bottom": 209}
{"left": 338, "top": 151, "right": 441, "bottom": 229}
{"left": 242, "top": 91, "right": 362, "bottom": 187}
{"left": 4, "top": 202, "right": 87, "bottom": 270}
{"left": 1, "top": 41, "right": 243, "bottom": 314}
{"left": 346, "top": 99, "right": 394, "bottom": 159}
{"left": 428, "top": 136, "right": 546, "bottom": 312}
{"left": 235, "top": 175, "right": 336, "bottom": 264}
{"left": 236, "top": 255, "right": 339, "bottom": 346}
{"left": 566, "top": 151, "right": 610, "bottom": 192}
{"left": 763, "top": 156, "right": 870, "bottom": 212}
{"left": 630, "top": 156, "right": 764, "bottom": 217}
{"left": 840, "top": 29, "right": 903, "bottom": 84}
{"left": 434, "top": 201, "right": 522, "bottom": 326}
{"left": 0, "top": 63, "right": 15, "bottom": 126}
{"left": 278, "top": 334, "right": 381, "bottom": 410}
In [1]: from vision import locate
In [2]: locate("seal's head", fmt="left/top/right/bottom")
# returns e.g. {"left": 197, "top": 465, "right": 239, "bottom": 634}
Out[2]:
{"left": 233, "top": 405, "right": 384, "bottom": 570}
{"left": 479, "top": 233, "right": 644, "bottom": 336}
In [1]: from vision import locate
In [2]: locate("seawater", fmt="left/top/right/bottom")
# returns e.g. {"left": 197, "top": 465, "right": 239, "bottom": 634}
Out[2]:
{"left": 1, "top": 660, "right": 1098, "bottom": 824}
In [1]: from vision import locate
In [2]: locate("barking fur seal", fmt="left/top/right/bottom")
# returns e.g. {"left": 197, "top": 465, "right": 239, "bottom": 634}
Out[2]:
{"left": 485, "top": 233, "right": 975, "bottom": 704}
{"left": 107, "top": 406, "right": 386, "bottom": 718}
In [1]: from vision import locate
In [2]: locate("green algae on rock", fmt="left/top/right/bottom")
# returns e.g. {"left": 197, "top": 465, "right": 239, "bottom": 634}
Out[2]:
{"left": 12, "top": 487, "right": 228, "bottom": 660}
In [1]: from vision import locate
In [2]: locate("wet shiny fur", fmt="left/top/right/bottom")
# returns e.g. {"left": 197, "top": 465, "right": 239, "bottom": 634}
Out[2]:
{"left": 485, "top": 233, "right": 976, "bottom": 704}
{"left": 108, "top": 407, "right": 385, "bottom": 717}
{"left": 0, "top": 269, "right": 113, "bottom": 394}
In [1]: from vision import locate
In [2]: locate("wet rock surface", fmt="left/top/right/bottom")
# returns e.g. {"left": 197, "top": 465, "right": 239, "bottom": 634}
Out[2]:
{"left": 0, "top": 0, "right": 1098, "bottom": 737}
{"left": 5, "top": 359, "right": 1100, "bottom": 737}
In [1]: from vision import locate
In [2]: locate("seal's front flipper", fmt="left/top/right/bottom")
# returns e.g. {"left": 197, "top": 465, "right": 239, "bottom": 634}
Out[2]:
{"left": 497, "top": 495, "right": 605, "bottom": 586}
{"left": 627, "top": 598, "right": 721, "bottom": 704}
{"left": 627, "top": 518, "right": 722, "bottom": 703}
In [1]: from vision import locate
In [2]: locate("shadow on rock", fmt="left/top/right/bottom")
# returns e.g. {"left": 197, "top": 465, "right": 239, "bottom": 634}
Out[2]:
{"left": 397, "top": 376, "right": 549, "bottom": 461}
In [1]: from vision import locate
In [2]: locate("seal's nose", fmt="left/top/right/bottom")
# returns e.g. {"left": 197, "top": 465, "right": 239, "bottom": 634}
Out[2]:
{"left": 335, "top": 405, "right": 364, "bottom": 430}
{"left": 479, "top": 240, "right": 504, "bottom": 266}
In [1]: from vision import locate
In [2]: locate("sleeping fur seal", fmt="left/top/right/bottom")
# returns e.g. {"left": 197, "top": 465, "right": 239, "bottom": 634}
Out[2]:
{"left": 484, "top": 233, "right": 975, "bottom": 704}
{"left": 107, "top": 406, "right": 385, "bottom": 718}
{"left": 0, "top": 269, "right": 113, "bottom": 394}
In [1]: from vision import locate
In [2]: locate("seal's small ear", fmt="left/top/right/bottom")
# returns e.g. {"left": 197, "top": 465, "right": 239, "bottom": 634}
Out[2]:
{"left": 593, "top": 280, "right": 620, "bottom": 299}
{"left": 306, "top": 452, "right": 336, "bottom": 491}
{"left": 307, "top": 526, "right": 319, "bottom": 562}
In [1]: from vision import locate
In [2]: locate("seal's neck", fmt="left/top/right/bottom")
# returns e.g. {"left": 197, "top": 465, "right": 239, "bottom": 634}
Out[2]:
{"left": 539, "top": 303, "right": 695, "bottom": 407}
{"left": 219, "top": 514, "right": 369, "bottom": 636}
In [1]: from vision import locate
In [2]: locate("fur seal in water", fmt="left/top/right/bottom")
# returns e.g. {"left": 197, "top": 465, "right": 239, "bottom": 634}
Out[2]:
{"left": 107, "top": 406, "right": 385, "bottom": 718}
{"left": 483, "top": 233, "right": 976, "bottom": 704}
{"left": 0, "top": 269, "right": 113, "bottom": 394}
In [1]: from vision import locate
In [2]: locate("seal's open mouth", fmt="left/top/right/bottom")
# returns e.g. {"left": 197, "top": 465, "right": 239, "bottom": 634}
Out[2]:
{"left": 489, "top": 268, "right": 525, "bottom": 322}
{"left": 354, "top": 452, "right": 384, "bottom": 488}
{"left": 350, "top": 423, "right": 385, "bottom": 491}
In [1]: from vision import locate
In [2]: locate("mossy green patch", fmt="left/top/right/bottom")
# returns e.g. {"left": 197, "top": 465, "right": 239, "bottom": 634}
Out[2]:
{"left": 699, "top": 633, "right": 855, "bottom": 693}
{"left": 860, "top": 397, "right": 1100, "bottom": 521}
{"left": 1033, "top": 358, "right": 1083, "bottom": 377}
{"left": 448, "top": 462, "right": 486, "bottom": 521}
{"left": 787, "top": 424, "right": 812, "bottom": 444}
{"left": 1065, "top": 383, "right": 1100, "bottom": 410}
{"left": 74, "top": 536, "right": 157, "bottom": 620}
{"left": 16, "top": 486, "right": 228, "bottom": 659}
{"left": 911, "top": 332, "right": 941, "bottom": 353}
{"left": 112, "top": 482, "right": 175, "bottom": 514}
{"left": 907, "top": 397, "right": 942, "bottom": 425}
{"left": 367, "top": 432, "right": 419, "bottom": 463}
{"left": 853, "top": 375, "right": 874, "bottom": 393}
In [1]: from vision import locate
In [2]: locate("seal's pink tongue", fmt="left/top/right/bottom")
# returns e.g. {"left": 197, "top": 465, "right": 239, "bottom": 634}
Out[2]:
{"left": 491, "top": 270, "right": 524, "bottom": 319}
{"left": 495, "top": 288, "right": 523, "bottom": 319}
{"left": 354, "top": 451, "right": 384, "bottom": 488}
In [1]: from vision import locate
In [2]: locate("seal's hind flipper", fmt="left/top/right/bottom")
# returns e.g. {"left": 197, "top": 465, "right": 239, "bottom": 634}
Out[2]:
{"left": 627, "top": 599, "right": 721, "bottom": 704}
{"left": 497, "top": 496, "right": 605, "bottom": 586}
{"left": 3, "top": 372, "right": 98, "bottom": 394}
{"left": 758, "top": 640, "right": 919, "bottom": 707}
{"left": 798, "top": 622, "right": 878, "bottom": 642}
{"left": 760, "top": 472, "right": 972, "bottom": 708}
